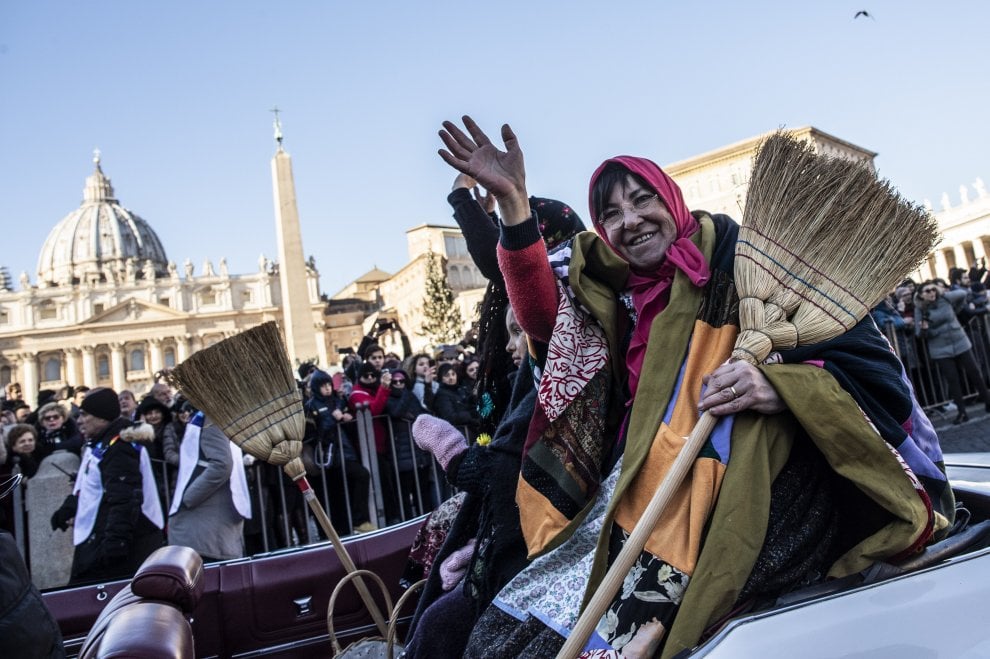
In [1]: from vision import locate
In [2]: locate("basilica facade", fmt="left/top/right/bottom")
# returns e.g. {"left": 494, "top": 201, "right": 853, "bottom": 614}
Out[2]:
{"left": 0, "top": 155, "right": 327, "bottom": 408}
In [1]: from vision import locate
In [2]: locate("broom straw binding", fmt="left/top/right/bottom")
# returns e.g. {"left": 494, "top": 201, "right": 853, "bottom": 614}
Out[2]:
{"left": 165, "top": 321, "right": 389, "bottom": 638}
{"left": 558, "top": 132, "right": 939, "bottom": 658}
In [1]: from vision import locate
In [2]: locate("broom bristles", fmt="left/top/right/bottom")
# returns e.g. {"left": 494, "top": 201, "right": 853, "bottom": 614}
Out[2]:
{"left": 165, "top": 322, "right": 304, "bottom": 465}
{"left": 731, "top": 132, "right": 939, "bottom": 364}
{"left": 733, "top": 131, "right": 938, "bottom": 363}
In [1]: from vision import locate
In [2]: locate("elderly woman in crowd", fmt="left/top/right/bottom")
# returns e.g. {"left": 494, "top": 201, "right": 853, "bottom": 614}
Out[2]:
{"left": 34, "top": 401, "right": 83, "bottom": 461}
{"left": 435, "top": 117, "right": 953, "bottom": 658}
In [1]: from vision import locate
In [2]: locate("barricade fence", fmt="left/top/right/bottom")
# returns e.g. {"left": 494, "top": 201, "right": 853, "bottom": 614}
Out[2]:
{"left": 10, "top": 318, "right": 990, "bottom": 579}
{"left": 6, "top": 407, "right": 469, "bottom": 579}
{"left": 878, "top": 313, "right": 990, "bottom": 416}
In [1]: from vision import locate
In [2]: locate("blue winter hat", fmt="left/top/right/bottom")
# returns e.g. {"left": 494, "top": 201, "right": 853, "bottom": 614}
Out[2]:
{"left": 309, "top": 370, "right": 333, "bottom": 392}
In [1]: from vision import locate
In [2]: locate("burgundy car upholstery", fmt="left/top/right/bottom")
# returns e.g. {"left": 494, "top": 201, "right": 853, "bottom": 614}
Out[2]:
{"left": 94, "top": 602, "right": 195, "bottom": 658}
{"left": 78, "top": 545, "right": 203, "bottom": 659}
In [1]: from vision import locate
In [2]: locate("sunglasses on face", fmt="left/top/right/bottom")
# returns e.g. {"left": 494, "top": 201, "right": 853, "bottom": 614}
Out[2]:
{"left": 922, "top": 288, "right": 937, "bottom": 293}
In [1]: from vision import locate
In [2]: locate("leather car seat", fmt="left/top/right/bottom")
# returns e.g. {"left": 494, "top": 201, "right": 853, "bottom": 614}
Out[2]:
{"left": 78, "top": 545, "right": 203, "bottom": 659}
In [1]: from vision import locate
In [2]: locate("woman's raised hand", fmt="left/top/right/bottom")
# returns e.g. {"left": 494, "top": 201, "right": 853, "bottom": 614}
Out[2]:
{"left": 439, "top": 116, "right": 530, "bottom": 223}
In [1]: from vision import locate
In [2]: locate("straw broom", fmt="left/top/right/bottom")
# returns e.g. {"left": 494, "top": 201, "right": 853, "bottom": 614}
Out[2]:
{"left": 558, "top": 132, "right": 940, "bottom": 657}
{"left": 165, "top": 321, "right": 389, "bottom": 638}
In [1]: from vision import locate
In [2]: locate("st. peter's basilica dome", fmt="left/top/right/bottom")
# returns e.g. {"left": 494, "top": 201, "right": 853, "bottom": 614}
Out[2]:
{"left": 36, "top": 153, "right": 169, "bottom": 287}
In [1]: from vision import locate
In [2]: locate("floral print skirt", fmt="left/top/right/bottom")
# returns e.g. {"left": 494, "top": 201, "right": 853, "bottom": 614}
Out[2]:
{"left": 475, "top": 457, "right": 691, "bottom": 656}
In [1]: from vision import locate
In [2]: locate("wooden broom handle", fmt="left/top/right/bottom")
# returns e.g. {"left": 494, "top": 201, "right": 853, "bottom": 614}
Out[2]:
{"left": 557, "top": 410, "right": 719, "bottom": 658}
{"left": 283, "top": 459, "right": 390, "bottom": 637}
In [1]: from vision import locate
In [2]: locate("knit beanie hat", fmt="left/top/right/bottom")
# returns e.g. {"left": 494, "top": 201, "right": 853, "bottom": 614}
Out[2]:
{"left": 81, "top": 387, "right": 121, "bottom": 421}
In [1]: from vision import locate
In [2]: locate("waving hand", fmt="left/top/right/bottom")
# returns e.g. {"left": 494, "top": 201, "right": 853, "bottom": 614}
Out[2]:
{"left": 439, "top": 116, "right": 530, "bottom": 223}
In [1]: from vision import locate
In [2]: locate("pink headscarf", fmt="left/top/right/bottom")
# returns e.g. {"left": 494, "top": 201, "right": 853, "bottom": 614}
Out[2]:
{"left": 588, "top": 156, "right": 711, "bottom": 398}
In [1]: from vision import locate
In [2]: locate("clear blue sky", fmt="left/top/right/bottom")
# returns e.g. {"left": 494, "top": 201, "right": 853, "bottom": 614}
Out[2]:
{"left": 1, "top": 1, "right": 986, "bottom": 297}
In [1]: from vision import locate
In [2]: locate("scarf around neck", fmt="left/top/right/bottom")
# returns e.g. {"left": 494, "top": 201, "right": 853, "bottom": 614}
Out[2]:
{"left": 588, "top": 156, "right": 711, "bottom": 397}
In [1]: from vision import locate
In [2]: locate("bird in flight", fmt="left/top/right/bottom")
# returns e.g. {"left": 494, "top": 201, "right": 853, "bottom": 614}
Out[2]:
{"left": 854, "top": 10, "right": 875, "bottom": 20}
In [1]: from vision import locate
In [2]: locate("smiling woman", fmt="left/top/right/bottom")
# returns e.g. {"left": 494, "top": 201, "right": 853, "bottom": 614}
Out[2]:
{"left": 432, "top": 116, "right": 954, "bottom": 658}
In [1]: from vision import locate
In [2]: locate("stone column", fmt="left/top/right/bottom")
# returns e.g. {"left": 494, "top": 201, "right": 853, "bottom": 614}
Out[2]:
{"left": 933, "top": 250, "right": 950, "bottom": 280}
{"left": 81, "top": 346, "right": 97, "bottom": 387}
{"left": 148, "top": 338, "right": 163, "bottom": 376}
{"left": 64, "top": 348, "right": 81, "bottom": 387}
{"left": 110, "top": 342, "right": 125, "bottom": 391}
{"left": 315, "top": 323, "right": 329, "bottom": 368}
{"left": 176, "top": 335, "right": 190, "bottom": 362}
{"left": 18, "top": 353, "right": 39, "bottom": 409}
{"left": 954, "top": 244, "right": 970, "bottom": 271}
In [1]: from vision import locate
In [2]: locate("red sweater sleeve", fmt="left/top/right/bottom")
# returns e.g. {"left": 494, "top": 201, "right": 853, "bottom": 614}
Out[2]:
{"left": 497, "top": 215, "right": 560, "bottom": 344}
{"left": 369, "top": 385, "right": 390, "bottom": 416}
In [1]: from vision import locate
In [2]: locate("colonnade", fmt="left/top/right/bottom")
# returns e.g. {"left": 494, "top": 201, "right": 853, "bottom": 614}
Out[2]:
{"left": 6, "top": 335, "right": 192, "bottom": 408}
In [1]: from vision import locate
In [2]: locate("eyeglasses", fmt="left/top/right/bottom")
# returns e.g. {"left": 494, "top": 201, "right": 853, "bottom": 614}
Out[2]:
{"left": 599, "top": 193, "right": 660, "bottom": 230}
{"left": 42, "top": 415, "right": 62, "bottom": 422}
{"left": 922, "top": 288, "right": 938, "bottom": 293}
{"left": 391, "top": 379, "right": 406, "bottom": 386}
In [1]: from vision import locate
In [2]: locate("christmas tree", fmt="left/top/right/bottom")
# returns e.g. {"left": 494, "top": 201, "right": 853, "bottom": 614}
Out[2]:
{"left": 420, "top": 249, "right": 463, "bottom": 345}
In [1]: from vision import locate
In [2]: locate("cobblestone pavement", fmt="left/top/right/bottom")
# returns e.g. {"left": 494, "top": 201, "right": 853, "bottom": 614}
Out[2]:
{"left": 929, "top": 403, "right": 990, "bottom": 454}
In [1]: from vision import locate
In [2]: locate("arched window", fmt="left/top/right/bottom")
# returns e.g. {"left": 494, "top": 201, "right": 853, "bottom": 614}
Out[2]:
{"left": 97, "top": 355, "right": 110, "bottom": 378}
{"left": 44, "top": 357, "right": 61, "bottom": 382}
{"left": 129, "top": 349, "right": 145, "bottom": 372}
{"left": 164, "top": 347, "right": 176, "bottom": 368}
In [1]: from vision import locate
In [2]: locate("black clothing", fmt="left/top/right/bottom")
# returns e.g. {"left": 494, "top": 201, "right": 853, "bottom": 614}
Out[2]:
{"left": 34, "top": 416, "right": 84, "bottom": 460}
{"left": 386, "top": 388, "right": 430, "bottom": 472}
{"left": 433, "top": 382, "right": 479, "bottom": 433}
{"left": 448, "top": 187, "right": 501, "bottom": 282}
{"left": 408, "top": 361, "right": 538, "bottom": 652}
{"left": 306, "top": 392, "right": 360, "bottom": 463}
{"left": 54, "top": 417, "right": 164, "bottom": 583}
{"left": 0, "top": 530, "right": 65, "bottom": 658}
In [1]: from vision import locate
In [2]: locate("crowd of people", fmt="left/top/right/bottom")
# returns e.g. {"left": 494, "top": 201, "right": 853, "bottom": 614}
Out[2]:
{"left": 1, "top": 116, "right": 985, "bottom": 657}
{"left": 0, "top": 329, "right": 511, "bottom": 586}
{"left": 0, "top": 381, "right": 253, "bottom": 586}
{"left": 871, "top": 260, "right": 990, "bottom": 423}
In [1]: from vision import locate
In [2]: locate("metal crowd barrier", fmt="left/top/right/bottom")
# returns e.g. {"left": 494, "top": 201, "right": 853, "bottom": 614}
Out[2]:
{"left": 10, "top": 315, "right": 990, "bottom": 577}
{"left": 877, "top": 313, "right": 990, "bottom": 415}
{"left": 5, "top": 407, "right": 478, "bottom": 578}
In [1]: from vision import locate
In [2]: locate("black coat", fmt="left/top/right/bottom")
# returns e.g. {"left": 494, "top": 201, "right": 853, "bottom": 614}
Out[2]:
{"left": 409, "top": 362, "right": 537, "bottom": 636}
{"left": 432, "top": 382, "right": 479, "bottom": 431}
{"left": 386, "top": 388, "right": 430, "bottom": 472}
{"left": 55, "top": 418, "right": 164, "bottom": 583}
{"left": 305, "top": 393, "right": 360, "bottom": 463}
{"left": 0, "top": 530, "right": 64, "bottom": 658}
{"left": 34, "top": 416, "right": 83, "bottom": 460}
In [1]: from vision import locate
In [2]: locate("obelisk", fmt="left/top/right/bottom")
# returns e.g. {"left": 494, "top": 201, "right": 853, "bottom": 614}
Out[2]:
{"left": 270, "top": 110, "right": 319, "bottom": 366}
